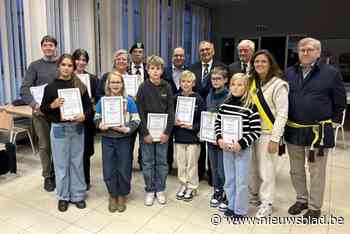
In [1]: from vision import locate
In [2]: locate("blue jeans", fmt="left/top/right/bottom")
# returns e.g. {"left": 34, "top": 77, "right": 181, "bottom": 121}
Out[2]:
{"left": 102, "top": 136, "right": 132, "bottom": 196}
{"left": 223, "top": 147, "right": 251, "bottom": 215}
{"left": 141, "top": 142, "right": 168, "bottom": 192}
{"left": 208, "top": 142, "right": 225, "bottom": 190}
{"left": 50, "top": 122, "right": 86, "bottom": 202}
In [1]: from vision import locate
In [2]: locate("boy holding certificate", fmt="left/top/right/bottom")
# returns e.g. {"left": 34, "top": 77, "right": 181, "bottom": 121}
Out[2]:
{"left": 206, "top": 66, "right": 229, "bottom": 209}
{"left": 95, "top": 72, "right": 140, "bottom": 213}
{"left": 215, "top": 73, "right": 261, "bottom": 219}
{"left": 136, "top": 55, "right": 174, "bottom": 206}
{"left": 173, "top": 71, "right": 205, "bottom": 201}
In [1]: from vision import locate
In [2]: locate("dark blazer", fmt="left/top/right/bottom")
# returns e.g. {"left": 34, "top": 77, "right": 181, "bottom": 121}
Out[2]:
{"left": 228, "top": 61, "right": 242, "bottom": 77}
{"left": 189, "top": 60, "right": 223, "bottom": 99}
{"left": 163, "top": 65, "right": 188, "bottom": 95}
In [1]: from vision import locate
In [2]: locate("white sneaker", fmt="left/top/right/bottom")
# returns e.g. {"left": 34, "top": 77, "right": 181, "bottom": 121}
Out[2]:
{"left": 256, "top": 203, "right": 272, "bottom": 218}
{"left": 144, "top": 192, "right": 155, "bottom": 206}
{"left": 156, "top": 191, "right": 167, "bottom": 205}
{"left": 183, "top": 189, "right": 196, "bottom": 202}
{"left": 176, "top": 185, "right": 187, "bottom": 200}
{"left": 218, "top": 200, "right": 228, "bottom": 212}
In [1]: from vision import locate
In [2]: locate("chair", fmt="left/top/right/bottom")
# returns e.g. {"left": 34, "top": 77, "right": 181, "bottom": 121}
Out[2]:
{"left": 334, "top": 109, "right": 347, "bottom": 149}
{"left": 0, "top": 108, "right": 36, "bottom": 155}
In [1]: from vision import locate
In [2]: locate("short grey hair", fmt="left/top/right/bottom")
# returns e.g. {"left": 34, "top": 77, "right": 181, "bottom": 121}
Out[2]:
{"left": 199, "top": 40, "right": 214, "bottom": 49}
{"left": 237, "top": 40, "right": 255, "bottom": 52}
{"left": 298, "top": 37, "right": 322, "bottom": 52}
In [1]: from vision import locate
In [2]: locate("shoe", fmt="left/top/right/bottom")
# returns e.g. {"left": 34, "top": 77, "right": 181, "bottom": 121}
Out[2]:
{"left": 144, "top": 192, "right": 155, "bottom": 206}
{"left": 176, "top": 185, "right": 187, "bottom": 200}
{"left": 218, "top": 193, "right": 228, "bottom": 212}
{"left": 117, "top": 196, "right": 127, "bottom": 213}
{"left": 183, "top": 189, "right": 196, "bottom": 202}
{"left": 156, "top": 191, "right": 167, "bottom": 205}
{"left": 302, "top": 209, "right": 321, "bottom": 223}
{"left": 210, "top": 189, "right": 223, "bottom": 207}
{"left": 288, "top": 202, "right": 308, "bottom": 215}
{"left": 73, "top": 200, "right": 86, "bottom": 209}
{"left": 224, "top": 208, "right": 235, "bottom": 217}
{"left": 108, "top": 196, "right": 118, "bottom": 213}
{"left": 58, "top": 200, "right": 69, "bottom": 212}
{"left": 256, "top": 203, "right": 273, "bottom": 218}
{"left": 249, "top": 195, "right": 261, "bottom": 207}
{"left": 44, "top": 177, "right": 55, "bottom": 192}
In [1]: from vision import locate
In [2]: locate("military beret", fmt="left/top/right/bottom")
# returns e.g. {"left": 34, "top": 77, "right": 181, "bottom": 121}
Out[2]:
{"left": 129, "top": 42, "right": 144, "bottom": 53}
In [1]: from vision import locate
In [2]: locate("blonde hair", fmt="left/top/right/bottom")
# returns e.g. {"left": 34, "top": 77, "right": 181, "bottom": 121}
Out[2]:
{"left": 211, "top": 66, "right": 228, "bottom": 79}
{"left": 105, "top": 72, "right": 126, "bottom": 97}
{"left": 229, "top": 73, "right": 252, "bottom": 108}
{"left": 180, "top": 70, "right": 196, "bottom": 82}
{"left": 146, "top": 55, "right": 164, "bottom": 70}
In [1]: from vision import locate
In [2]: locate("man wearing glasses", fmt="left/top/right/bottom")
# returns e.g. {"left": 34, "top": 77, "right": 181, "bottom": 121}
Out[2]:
{"left": 285, "top": 37, "right": 346, "bottom": 220}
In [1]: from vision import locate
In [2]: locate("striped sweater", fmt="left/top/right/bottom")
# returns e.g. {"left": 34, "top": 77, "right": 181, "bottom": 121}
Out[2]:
{"left": 215, "top": 95, "right": 261, "bottom": 149}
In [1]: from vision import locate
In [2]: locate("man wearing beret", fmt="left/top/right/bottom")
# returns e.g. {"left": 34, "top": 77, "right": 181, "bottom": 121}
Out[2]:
{"left": 128, "top": 42, "right": 149, "bottom": 82}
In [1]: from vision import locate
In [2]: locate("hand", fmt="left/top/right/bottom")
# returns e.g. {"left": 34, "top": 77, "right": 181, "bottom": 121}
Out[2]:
{"left": 73, "top": 113, "right": 85, "bottom": 123}
{"left": 217, "top": 139, "right": 224, "bottom": 149}
{"left": 160, "top": 133, "right": 169, "bottom": 144}
{"left": 99, "top": 123, "right": 109, "bottom": 131}
{"left": 267, "top": 141, "right": 279, "bottom": 154}
{"left": 112, "top": 126, "right": 130, "bottom": 134}
{"left": 50, "top": 97, "right": 64, "bottom": 109}
{"left": 144, "top": 135, "right": 153, "bottom": 144}
{"left": 231, "top": 142, "right": 241, "bottom": 153}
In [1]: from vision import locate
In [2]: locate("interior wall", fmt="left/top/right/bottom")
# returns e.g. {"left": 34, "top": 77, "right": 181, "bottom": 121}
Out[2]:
{"left": 211, "top": 0, "right": 350, "bottom": 60}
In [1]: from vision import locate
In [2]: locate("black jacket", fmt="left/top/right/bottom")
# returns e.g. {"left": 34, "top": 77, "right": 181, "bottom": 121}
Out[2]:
{"left": 284, "top": 61, "right": 346, "bottom": 147}
{"left": 173, "top": 92, "right": 205, "bottom": 144}
{"left": 163, "top": 65, "right": 188, "bottom": 95}
{"left": 189, "top": 60, "right": 223, "bottom": 99}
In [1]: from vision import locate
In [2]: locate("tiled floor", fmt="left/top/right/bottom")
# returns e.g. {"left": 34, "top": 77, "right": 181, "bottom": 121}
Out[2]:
{"left": 0, "top": 133, "right": 349, "bottom": 234}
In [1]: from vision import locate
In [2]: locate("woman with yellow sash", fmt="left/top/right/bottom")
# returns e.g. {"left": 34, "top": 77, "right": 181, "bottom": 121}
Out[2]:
{"left": 249, "top": 50, "right": 289, "bottom": 218}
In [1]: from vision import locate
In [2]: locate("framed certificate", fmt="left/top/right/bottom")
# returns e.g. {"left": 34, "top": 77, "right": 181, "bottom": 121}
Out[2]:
{"left": 30, "top": 83, "right": 47, "bottom": 105}
{"left": 57, "top": 88, "right": 83, "bottom": 120}
{"left": 147, "top": 113, "right": 168, "bottom": 142}
{"left": 175, "top": 96, "right": 196, "bottom": 125}
{"left": 200, "top": 111, "right": 217, "bottom": 143}
{"left": 101, "top": 96, "right": 124, "bottom": 127}
{"left": 123, "top": 75, "right": 139, "bottom": 97}
{"left": 77, "top": 74, "right": 91, "bottom": 98}
{"left": 221, "top": 114, "right": 243, "bottom": 144}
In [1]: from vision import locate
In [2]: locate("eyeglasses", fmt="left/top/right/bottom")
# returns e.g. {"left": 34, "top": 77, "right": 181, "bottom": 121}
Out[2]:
{"left": 299, "top": 48, "right": 316, "bottom": 54}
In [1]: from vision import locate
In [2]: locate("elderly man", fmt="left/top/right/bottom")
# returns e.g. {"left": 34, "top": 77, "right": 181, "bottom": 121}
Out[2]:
{"left": 128, "top": 42, "right": 148, "bottom": 81}
{"left": 189, "top": 41, "right": 223, "bottom": 182}
{"left": 229, "top": 40, "right": 255, "bottom": 76}
{"left": 285, "top": 37, "right": 346, "bottom": 220}
{"left": 20, "top": 35, "right": 58, "bottom": 192}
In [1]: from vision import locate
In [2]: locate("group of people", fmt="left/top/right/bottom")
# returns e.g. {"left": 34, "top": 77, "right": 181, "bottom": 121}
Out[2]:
{"left": 20, "top": 35, "right": 346, "bottom": 222}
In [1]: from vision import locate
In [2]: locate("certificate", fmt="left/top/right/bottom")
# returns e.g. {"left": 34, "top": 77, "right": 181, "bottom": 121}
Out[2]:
{"left": 200, "top": 111, "right": 217, "bottom": 143}
{"left": 58, "top": 88, "right": 83, "bottom": 120}
{"left": 175, "top": 96, "right": 196, "bottom": 125}
{"left": 30, "top": 83, "right": 47, "bottom": 105}
{"left": 221, "top": 114, "right": 243, "bottom": 144}
{"left": 101, "top": 96, "right": 124, "bottom": 127}
{"left": 123, "top": 75, "right": 139, "bottom": 97}
{"left": 147, "top": 113, "right": 168, "bottom": 142}
{"left": 77, "top": 74, "right": 91, "bottom": 98}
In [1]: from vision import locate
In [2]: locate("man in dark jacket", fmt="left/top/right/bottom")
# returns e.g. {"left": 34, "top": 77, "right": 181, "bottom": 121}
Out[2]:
{"left": 285, "top": 37, "right": 346, "bottom": 220}
{"left": 189, "top": 40, "right": 223, "bottom": 183}
{"left": 228, "top": 39, "right": 255, "bottom": 76}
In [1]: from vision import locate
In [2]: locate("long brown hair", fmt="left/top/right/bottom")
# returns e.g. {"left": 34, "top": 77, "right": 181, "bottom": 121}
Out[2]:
{"left": 57, "top": 53, "right": 87, "bottom": 95}
{"left": 250, "top": 49, "right": 283, "bottom": 82}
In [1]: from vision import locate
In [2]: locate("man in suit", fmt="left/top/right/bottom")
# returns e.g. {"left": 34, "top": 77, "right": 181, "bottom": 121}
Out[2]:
{"left": 163, "top": 47, "right": 187, "bottom": 174}
{"left": 229, "top": 40, "right": 255, "bottom": 76}
{"left": 128, "top": 42, "right": 149, "bottom": 82}
{"left": 189, "top": 40, "right": 222, "bottom": 183}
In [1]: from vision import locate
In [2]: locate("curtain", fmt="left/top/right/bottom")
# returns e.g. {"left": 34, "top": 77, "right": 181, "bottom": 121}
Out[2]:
{"left": 171, "top": 0, "right": 185, "bottom": 50}
{"left": 190, "top": 4, "right": 211, "bottom": 64}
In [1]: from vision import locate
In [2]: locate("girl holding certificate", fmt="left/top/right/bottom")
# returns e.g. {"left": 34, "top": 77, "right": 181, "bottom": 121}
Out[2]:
{"left": 40, "top": 54, "right": 93, "bottom": 212}
{"left": 94, "top": 72, "right": 140, "bottom": 213}
{"left": 72, "top": 49, "right": 98, "bottom": 190}
{"left": 215, "top": 73, "right": 261, "bottom": 219}
{"left": 248, "top": 50, "right": 288, "bottom": 218}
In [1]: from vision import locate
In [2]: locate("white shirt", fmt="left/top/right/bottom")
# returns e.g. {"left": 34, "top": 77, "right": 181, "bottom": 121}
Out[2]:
{"left": 172, "top": 64, "right": 184, "bottom": 90}
{"left": 131, "top": 62, "right": 145, "bottom": 82}
{"left": 201, "top": 59, "right": 213, "bottom": 80}
{"left": 240, "top": 62, "right": 251, "bottom": 75}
